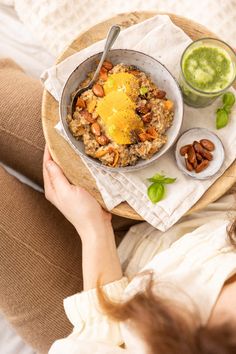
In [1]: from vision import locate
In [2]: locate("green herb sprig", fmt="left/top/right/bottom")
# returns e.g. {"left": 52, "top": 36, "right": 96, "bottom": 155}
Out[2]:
{"left": 216, "top": 92, "right": 235, "bottom": 129}
{"left": 147, "top": 173, "right": 176, "bottom": 204}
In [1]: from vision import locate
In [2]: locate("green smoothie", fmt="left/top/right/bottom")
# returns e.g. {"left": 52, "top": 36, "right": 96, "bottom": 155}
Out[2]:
{"left": 180, "top": 39, "right": 236, "bottom": 107}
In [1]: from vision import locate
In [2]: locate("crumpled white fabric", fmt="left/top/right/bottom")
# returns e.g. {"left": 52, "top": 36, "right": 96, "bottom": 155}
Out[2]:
{"left": 49, "top": 195, "right": 236, "bottom": 354}
{"left": 41, "top": 15, "right": 236, "bottom": 231}
{"left": 14, "top": 0, "right": 236, "bottom": 56}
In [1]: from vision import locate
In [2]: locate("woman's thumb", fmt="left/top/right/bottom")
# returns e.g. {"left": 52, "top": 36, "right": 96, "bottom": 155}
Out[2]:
{"left": 46, "top": 160, "right": 69, "bottom": 190}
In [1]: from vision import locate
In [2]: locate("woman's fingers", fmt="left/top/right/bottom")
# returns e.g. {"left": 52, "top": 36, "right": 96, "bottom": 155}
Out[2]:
{"left": 43, "top": 145, "right": 71, "bottom": 198}
{"left": 45, "top": 160, "right": 70, "bottom": 194}
{"left": 43, "top": 144, "right": 52, "bottom": 164}
{"left": 43, "top": 145, "right": 70, "bottom": 203}
{"left": 43, "top": 145, "right": 53, "bottom": 194}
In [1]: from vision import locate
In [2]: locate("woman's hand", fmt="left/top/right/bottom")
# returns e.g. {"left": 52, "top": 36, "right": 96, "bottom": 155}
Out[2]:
{"left": 43, "top": 145, "right": 111, "bottom": 240}
{"left": 43, "top": 145, "right": 123, "bottom": 289}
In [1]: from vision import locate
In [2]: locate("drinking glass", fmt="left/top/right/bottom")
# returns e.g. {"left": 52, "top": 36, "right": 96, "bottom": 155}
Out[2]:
{"left": 179, "top": 38, "right": 236, "bottom": 108}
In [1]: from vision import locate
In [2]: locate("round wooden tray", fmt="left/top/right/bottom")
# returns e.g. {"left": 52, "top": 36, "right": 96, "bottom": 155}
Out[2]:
{"left": 42, "top": 12, "right": 236, "bottom": 220}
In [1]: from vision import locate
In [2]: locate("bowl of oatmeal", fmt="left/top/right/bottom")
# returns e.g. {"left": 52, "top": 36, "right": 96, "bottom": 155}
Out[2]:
{"left": 60, "top": 49, "right": 183, "bottom": 171}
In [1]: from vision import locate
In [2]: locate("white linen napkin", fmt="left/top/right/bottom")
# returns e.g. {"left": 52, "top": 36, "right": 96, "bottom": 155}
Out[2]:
{"left": 41, "top": 15, "right": 236, "bottom": 231}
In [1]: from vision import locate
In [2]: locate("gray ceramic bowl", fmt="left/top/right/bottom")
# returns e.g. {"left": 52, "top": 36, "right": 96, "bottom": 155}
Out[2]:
{"left": 60, "top": 49, "right": 184, "bottom": 172}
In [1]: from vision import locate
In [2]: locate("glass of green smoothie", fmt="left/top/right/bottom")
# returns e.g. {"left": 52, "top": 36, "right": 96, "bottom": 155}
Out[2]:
{"left": 179, "top": 38, "right": 236, "bottom": 108}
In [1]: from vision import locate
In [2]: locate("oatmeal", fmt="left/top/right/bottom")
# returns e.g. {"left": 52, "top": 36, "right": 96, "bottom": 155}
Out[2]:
{"left": 67, "top": 61, "right": 174, "bottom": 167}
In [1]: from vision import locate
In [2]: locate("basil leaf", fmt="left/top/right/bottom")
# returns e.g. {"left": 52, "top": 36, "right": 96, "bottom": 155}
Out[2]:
{"left": 216, "top": 108, "right": 229, "bottom": 129}
{"left": 148, "top": 178, "right": 164, "bottom": 183}
{"left": 147, "top": 174, "right": 166, "bottom": 183}
{"left": 147, "top": 183, "right": 165, "bottom": 203}
{"left": 162, "top": 177, "right": 176, "bottom": 184}
{"left": 148, "top": 174, "right": 176, "bottom": 184}
{"left": 223, "top": 105, "right": 231, "bottom": 114}
{"left": 140, "top": 86, "right": 149, "bottom": 95}
{"left": 222, "top": 92, "right": 235, "bottom": 108}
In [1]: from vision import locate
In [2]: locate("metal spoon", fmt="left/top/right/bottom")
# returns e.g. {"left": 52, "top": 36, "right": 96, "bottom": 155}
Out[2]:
{"left": 71, "top": 25, "right": 121, "bottom": 114}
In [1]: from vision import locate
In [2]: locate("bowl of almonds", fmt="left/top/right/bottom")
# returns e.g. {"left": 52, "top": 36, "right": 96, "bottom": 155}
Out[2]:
{"left": 175, "top": 128, "right": 225, "bottom": 179}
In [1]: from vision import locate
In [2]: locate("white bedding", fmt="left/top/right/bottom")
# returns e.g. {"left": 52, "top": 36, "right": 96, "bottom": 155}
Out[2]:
{"left": 0, "top": 4, "right": 51, "bottom": 354}
{"left": 0, "top": 1, "right": 235, "bottom": 354}
{"left": 0, "top": 4, "right": 55, "bottom": 77}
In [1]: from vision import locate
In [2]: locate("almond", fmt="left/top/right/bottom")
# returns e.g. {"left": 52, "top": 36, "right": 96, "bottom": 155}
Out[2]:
{"left": 92, "top": 83, "right": 104, "bottom": 97}
{"left": 99, "top": 67, "right": 108, "bottom": 81}
{"left": 195, "top": 159, "right": 209, "bottom": 173}
{"left": 80, "top": 109, "right": 95, "bottom": 123}
{"left": 196, "top": 153, "right": 203, "bottom": 162}
{"left": 96, "top": 135, "right": 109, "bottom": 145}
{"left": 102, "top": 60, "right": 113, "bottom": 70}
{"left": 187, "top": 145, "right": 196, "bottom": 165}
{"left": 185, "top": 157, "right": 194, "bottom": 171}
{"left": 201, "top": 149, "right": 213, "bottom": 161}
{"left": 91, "top": 122, "right": 101, "bottom": 136}
{"left": 153, "top": 89, "right": 166, "bottom": 99}
{"left": 200, "top": 139, "right": 215, "bottom": 151}
{"left": 136, "top": 103, "right": 151, "bottom": 115}
{"left": 141, "top": 112, "right": 153, "bottom": 123}
{"left": 179, "top": 144, "right": 191, "bottom": 156}
{"left": 193, "top": 141, "right": 204, "bottom": 154}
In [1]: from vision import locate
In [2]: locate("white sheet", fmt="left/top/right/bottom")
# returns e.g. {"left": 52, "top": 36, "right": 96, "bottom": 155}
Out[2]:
{"left": 0, "top": 313, "right": 35, "bottom": 354}
{"left": 0, "top": 4, "right": 55, "bottom": 77}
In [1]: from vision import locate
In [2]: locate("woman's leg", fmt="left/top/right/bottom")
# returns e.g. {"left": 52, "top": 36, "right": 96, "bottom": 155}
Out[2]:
{"left": 0, "top": 165, "right": 83, "bottom": 354}
{"left": 0, "top": 58, "right": 44, "bottom": 186}
{"left": 0, "top": 58, "right": 139, "bottom": 233}
{"left": 0, "top": 58, "right": 138, "bottom": 354}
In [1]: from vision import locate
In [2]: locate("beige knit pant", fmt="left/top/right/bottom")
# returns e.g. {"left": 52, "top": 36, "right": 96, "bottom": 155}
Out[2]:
{"left": 0, "top": 59, "right": 138, "bottom": 354}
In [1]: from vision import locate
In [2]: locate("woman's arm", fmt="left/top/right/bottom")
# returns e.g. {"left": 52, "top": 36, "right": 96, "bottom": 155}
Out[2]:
{"left": 43, "top": 146, "right": 122, "bottom": 290}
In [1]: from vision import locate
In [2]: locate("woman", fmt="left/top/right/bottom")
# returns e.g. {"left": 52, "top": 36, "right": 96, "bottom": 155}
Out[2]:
{"left": 0, "top": 58, "right": 236, "bottom": 354}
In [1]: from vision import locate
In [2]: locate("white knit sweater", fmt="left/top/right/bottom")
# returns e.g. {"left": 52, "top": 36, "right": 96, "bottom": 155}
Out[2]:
{"left": 48, "top": 194, "right": 236, "bottom": 354}
{"left": 13, "top": 0, "right": 236, "bottom": 56}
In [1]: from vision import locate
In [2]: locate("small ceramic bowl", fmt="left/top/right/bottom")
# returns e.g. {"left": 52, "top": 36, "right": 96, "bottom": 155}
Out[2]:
{"left": 175, "top": 128, "right": 225, "bottom": 179}
{"left": 60, "top": 49, "right": 184, "bottom": 172}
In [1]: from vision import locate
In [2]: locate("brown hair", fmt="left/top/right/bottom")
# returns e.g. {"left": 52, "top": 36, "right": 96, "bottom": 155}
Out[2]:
{"left": 98, "top": 219, "right": 236, "bottom": 354}
{"left": 227, "top": 218, "right": 236, "bottom": 246}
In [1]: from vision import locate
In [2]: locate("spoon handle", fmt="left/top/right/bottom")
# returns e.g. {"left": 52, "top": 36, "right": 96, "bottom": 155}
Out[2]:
{"left": 93, "top": 25, "right": 121, "bottom": 81}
